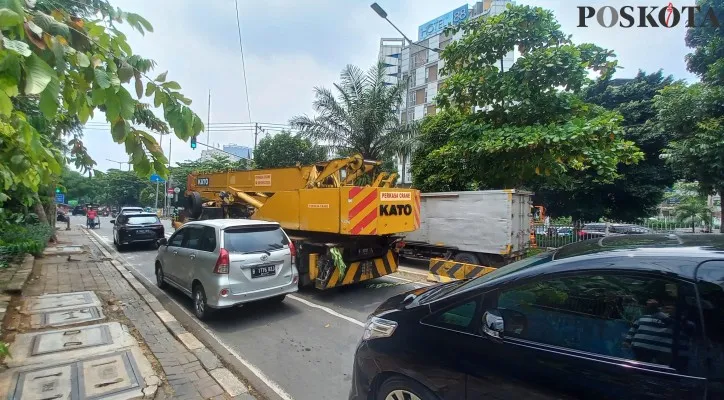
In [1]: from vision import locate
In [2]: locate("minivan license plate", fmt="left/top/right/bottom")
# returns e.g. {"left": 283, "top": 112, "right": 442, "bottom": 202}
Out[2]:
{"left": 251, "top": 265, "right": 275, "bottom": 278}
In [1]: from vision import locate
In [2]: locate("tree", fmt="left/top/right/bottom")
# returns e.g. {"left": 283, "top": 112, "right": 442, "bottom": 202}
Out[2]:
{"left": 60, "top": 168, "right": 94, "bottom": 202}
{"left": 534, "top": 71, "right": 676, "bottom": 221}
{"left": 290, "top": 63, "right": 411, "bottom": 163}
{"left": 411, "top": 5, "right": 642, "bottom": 192}
{"left": 254, "top": 131, "right": 327, "bottom": 169}
{"left": 0, "top": 0, "right": 204, "bottom": 209}
{"left": 654, "top": 0, "right": 724, "bottom": 232}
{"left": 675, "top": 197, "right": 713, "bottom": 233}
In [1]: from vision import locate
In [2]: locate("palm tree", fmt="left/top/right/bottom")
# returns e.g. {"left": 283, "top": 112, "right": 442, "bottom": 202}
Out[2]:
{"left": 675, "top": 197, "right": 713, "bottom": 233}
{"left": 290, "top": 63, "right": 413, "bottom": 163}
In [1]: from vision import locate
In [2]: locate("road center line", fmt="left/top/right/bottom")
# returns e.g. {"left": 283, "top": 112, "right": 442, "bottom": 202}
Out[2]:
{"left": 287, "top": 295, "right": 365, "bottom": 327}
{"left": 84, "top": 227, "right": 295, "bottom": 400}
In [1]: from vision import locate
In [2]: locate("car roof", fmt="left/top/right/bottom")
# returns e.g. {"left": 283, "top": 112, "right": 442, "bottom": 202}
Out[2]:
{"left": 545, "top": 234, "right": 724, "bottom": 279}
{"left": 121, "top": 206, "right": 143, "bottom": 210}
{"left": 454, "top": 234, "right": 724, "bottom": 296}
{"left": 182, "top": 219, "right": 280, "bottom": 229}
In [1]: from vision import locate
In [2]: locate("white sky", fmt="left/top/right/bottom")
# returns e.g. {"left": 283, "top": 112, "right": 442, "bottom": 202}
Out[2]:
{"left": 80, "top": 0, "right": 699, "bottom": 173}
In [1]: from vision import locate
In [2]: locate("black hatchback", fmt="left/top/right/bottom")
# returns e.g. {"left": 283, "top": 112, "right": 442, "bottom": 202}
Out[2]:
{"left": 111, "top": 212, "right": 165, "bottom": 250}
{"left": 350, "top": 234, "right": 724, "bottom": 400}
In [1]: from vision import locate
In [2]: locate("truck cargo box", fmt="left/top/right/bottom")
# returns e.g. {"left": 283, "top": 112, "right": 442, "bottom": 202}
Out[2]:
{"left": 402, "top": 190, "right": 532, "bottom": 265}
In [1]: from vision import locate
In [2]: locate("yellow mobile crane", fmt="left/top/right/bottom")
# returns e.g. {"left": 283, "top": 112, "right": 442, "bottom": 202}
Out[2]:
{"left": 176, "top": 154, "right": 421, "bottom": 290}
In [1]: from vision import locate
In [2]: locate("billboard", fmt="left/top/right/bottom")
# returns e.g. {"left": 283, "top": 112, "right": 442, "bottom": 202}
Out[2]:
{"left": 418, "top": 4, "right": 469, "bottom": 41}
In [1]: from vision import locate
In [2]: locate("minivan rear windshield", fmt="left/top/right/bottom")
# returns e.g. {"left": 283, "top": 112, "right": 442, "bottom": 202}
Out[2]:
{"left": 223, "top": 226, "right": 288, "bottom": 253}
{"left": 127, "top": 215, "right": 160, "bottom": 224}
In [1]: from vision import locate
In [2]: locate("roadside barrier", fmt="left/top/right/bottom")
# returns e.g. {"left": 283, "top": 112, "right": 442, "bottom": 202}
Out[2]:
{"left": 427, "top": 258, "right": 497, "bottom": 283}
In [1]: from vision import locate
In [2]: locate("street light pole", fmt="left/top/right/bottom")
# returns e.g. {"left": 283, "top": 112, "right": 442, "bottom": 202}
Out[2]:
{"left": 370, "top": 3, "right": 440, "bottom": 52}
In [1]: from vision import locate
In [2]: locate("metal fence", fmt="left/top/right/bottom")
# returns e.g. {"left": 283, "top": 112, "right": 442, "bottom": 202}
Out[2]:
{"left": 531, "top": 220, "right": 718, "bottom": 249}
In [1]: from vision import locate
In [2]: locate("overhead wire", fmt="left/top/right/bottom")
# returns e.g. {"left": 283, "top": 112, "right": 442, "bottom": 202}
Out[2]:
{"left": 233, "top": 0, "right": 253, "bottom": 125}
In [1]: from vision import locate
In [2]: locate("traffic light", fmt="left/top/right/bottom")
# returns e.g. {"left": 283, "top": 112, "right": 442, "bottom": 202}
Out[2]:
{"left": 55, "top": 187, "right": 61, "bottom": 194}
{"left": 190, "top": 135, "right": 197, "bottom": 149}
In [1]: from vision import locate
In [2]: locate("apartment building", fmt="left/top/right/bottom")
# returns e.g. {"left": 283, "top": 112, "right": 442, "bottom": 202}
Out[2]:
{"left": 378, "top": 0, "right": 513, "bottom": 183}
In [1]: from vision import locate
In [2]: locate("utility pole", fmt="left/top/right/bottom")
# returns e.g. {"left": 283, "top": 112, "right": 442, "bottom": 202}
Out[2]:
{"left": 254, "top": 122, "right": 258, "bottom": 156}
{"left": 206, "top": 89, "right": 211, "bottom": 145}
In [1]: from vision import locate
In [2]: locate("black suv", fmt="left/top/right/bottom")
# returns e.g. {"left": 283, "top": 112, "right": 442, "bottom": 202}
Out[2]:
{"left": 111, "top": 212, "right": 165, "bottom": 250}
{"left": 350, "top": 234, "right": 724, "bottom": 400}
{"left": 71, "top": 205, "right": 85, "bottom": 216}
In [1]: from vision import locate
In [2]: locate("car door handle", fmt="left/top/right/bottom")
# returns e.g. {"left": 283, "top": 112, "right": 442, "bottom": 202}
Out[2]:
{"left": 173, "top": 250, "right": 178, "bottom": 255}
{"left": 189, "top": 254, "right": 196, "bottom": 259}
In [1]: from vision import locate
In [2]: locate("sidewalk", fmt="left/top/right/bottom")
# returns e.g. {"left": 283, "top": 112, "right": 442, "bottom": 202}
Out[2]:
{"left": 0, "top": 227, "right": 258, "bottom": 400}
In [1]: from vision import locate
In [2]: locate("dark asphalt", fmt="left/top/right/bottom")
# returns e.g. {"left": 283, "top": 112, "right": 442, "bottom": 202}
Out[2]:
{"left": 77, "top": 215, "right": 430, "bottom": 400}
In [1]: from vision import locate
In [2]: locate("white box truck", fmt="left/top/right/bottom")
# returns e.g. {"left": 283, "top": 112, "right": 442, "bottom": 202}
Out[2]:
{"left": 400, "top": 190, "right": 533, "bottom": 266}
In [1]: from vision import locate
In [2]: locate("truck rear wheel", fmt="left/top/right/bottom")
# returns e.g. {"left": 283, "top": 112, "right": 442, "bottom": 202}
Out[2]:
{"left": 186, "top": 192, "right": 202, "bottom": 219}
{"left": 453, "top": 252, "right": 480, "bottom": 265}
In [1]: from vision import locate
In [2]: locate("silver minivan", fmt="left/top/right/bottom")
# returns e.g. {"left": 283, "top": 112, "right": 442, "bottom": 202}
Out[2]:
{"left": 154, "top": 219, "right": 299, "bottom": 319}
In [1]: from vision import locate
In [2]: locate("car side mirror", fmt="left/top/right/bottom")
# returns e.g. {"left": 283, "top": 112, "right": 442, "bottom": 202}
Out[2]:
{"left": 482, "top": 310, "right": 505, "bottom": 340}
{"left": 157, "top": 238, "right": 167, "bottom": 246}
{"left": 482, "top": 308, "right": 528, "bottom": 341}
{"left": 110, "top": 219, "right": 115, "bottom": 224}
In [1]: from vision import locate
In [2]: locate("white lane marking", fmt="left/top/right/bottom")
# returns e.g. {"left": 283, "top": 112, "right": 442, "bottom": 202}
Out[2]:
{"left": 287, "top": 295, "right": 365, "bottom": 327}
{"left": 86, "top": 228, "right": 294, "bottom": 400}
{"left": 384, "top": 274, "right": 432, "bottom": 287}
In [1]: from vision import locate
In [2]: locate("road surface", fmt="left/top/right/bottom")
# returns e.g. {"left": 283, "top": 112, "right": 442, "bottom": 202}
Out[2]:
{"left": 75, "top": 215, "right": 431, "bottom": 400}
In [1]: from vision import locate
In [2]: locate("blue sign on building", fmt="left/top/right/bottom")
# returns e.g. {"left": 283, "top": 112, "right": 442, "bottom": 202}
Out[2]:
{"left": 418, "top": 5, "right": 469, "bottom": 41}
{"left": 55, "top": 193, "right": 65, "bottom": 204}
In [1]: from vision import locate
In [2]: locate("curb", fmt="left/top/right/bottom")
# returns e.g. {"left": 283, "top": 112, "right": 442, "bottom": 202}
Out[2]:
{"left": 81, "top": 228, "right": 254, "bottom": 399}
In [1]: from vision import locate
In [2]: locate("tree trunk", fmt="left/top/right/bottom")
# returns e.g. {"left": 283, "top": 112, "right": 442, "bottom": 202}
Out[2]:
{"left": 33, "top": 193, "right": 57, "bottom": 243}
{"left": 720, "top": 187, "right": 724, "bottom": 234}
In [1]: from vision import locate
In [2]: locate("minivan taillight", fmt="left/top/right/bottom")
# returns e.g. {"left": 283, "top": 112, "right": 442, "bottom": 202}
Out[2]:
{"left": 289, "top": 241, "right": 296, "bottom": 265}
{"left": 214, "top": 248, "right": 230, "bottom": 274}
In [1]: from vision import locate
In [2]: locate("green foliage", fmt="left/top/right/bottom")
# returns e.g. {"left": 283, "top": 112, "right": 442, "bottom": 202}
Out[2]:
{"left": 655, "top": 83, "right": 724, "bottom": 210}
{"left": 685, "top": 0, "right": 724, "bottom": 85}
{"left": 255, "top": 131, "right": 327, "bottom": 169}
{"left": 0, "top": 211, "right": 53, "bottom": 267}
{"left": 535, "top": 71, "right": 676, "bottom": 220}
{"left": 0, "top": 340, "right": 10, "bottom": 359}
{"left": 674, "top": 197, "right": 713, "bottom": 232}
{"left": 656, "top": 0, "right": 724, "bottom": 232}
{"left": 0, "top": 0, "right": 203, "bottom": 207}
{"left": 412, "top": 5, "right": 642, "bottom": 192}
{"left": 290, "top": 63, "right": 410, "bottom": 161}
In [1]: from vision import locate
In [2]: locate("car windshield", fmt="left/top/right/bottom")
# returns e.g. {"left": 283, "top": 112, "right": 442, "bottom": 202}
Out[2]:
{"left": 127, "top": 215, "right": 159, "bottom": 224}
{"left": 223, "top": 226, "right": 288, "bottom": 254}
{"left": 447, "top": 251, "right": 554, "bottom": 295}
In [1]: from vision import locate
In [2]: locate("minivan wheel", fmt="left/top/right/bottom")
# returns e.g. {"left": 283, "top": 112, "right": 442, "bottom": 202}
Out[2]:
{"left": 193, "top": 284, "right": 211, "bottom": 320}
{"left": 377, "top": 376, "right": 437, "bottom": 400}
{"left": 155, "top": 265, "right": 167, "bottom": 289}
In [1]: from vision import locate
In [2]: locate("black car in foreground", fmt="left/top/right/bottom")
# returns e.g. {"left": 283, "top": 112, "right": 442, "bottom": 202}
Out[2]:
{"left": 350, "top": 234, "right": 724, "bottom": 400}
{"left": 71, "top": 205, "right": 85, "bottom": 216}
{"left": 111, "top": 212, "right": 164, "bottom": 250}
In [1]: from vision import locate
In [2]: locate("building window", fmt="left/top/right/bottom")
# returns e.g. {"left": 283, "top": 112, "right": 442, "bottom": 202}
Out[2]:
{"left": 415, "top": 88, "right": 426, "bottom": 105}
{"left": 413, "top": 51, "right": 427, "bottom": 68}
{"left": 426, "top": 65, "right": 438, "bottom": 83}
{"left": 426, "top": 105, "right": 436, "bottom": 116}
{"left": 410, "top": 91, "right": 416, "bottom": 104}
{"left": 439, "top": 39, "right": 452, "bottom": 50}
